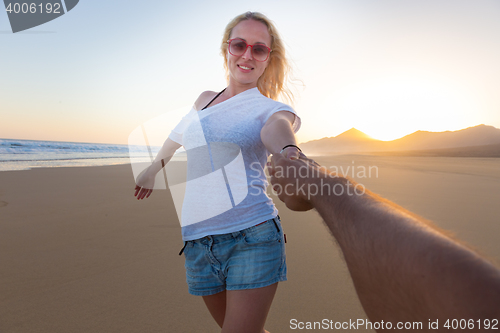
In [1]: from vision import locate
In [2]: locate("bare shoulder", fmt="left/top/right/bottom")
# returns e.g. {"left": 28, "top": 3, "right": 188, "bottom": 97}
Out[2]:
{"left": 194, "top": 91, "right": 218, "bottom": 111}
{"left": 265, "top": 110, "right": 296, "bottom": 125}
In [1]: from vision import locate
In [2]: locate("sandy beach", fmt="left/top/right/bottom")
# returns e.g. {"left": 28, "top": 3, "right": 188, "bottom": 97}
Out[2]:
{"left": 1, "top": 155, "right": 499, "bottom": 332}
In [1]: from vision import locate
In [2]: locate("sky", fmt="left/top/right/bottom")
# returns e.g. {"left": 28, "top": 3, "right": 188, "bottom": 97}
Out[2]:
{"left": 2, "top": 0, "right": 500, "bottom": 144}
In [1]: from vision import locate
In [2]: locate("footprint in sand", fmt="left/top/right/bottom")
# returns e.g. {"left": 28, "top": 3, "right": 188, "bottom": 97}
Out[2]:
{"left": 0, "top": 201, "right": 8, "bottom": 208}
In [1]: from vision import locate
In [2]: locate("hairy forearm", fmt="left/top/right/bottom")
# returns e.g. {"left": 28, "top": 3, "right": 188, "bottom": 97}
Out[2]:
{"left": 310, "top": 176, "right": 500, "bottom": 322}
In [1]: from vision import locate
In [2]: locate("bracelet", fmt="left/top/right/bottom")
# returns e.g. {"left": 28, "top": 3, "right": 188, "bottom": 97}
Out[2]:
{"left": 280, "top": 144, "right": 302, "bottom": 153}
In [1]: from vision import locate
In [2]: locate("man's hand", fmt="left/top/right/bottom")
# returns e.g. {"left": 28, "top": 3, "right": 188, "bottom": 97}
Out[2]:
{"left": 268, "top": 152, "right": 326, "bottom": 211}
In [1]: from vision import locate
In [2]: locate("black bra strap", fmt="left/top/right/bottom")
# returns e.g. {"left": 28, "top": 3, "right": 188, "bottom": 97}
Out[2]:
{"left": 201, "top": 88, "right": 226, "bottom": 110}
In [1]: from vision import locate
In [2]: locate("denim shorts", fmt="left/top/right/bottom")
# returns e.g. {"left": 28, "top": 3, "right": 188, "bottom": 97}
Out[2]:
{"left": 182, "top": 216, "right": 287, "bottom": 296}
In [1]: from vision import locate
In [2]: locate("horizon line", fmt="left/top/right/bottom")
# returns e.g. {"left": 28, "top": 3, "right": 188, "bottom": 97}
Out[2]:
{"left": 2, "top": 123, "right": 498, "bottom": 146}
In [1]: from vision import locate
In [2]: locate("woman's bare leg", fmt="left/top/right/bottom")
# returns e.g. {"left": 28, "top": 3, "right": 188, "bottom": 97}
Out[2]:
{"left": 202, "top": 290, "right": 227, "bottom": 328}
{"left": 221, "top": 283, "right": 278, "bottom": 333}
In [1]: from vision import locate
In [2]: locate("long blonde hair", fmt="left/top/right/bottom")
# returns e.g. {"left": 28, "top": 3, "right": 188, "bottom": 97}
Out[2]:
{"left": 221, "top": 12, "right": 295, "bottom": 104}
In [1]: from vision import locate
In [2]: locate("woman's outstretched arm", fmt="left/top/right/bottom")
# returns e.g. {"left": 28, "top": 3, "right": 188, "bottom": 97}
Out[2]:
{"left": 261, "top": 111, "right": 300, "bottom": 159}
{"left": 134, "top": 137, "right": 181, "bottom": 200}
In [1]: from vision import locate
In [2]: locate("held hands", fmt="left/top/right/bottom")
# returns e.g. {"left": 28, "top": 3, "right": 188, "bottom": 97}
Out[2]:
{"left": 268, "top": 151, "right": 324, "bottom": 212}
{"left": 280, "top": 145, "right": 301, "bottom": 160}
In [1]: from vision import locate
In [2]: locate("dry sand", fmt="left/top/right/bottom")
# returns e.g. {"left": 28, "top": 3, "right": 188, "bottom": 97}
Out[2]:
{"left": 1, "top": 156, "right": 499, "bottom": 332}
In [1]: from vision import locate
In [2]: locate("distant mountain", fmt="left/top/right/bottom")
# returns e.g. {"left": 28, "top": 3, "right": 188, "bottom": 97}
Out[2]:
{"left": 388, "top": 124, "right": 500, "bottom": 151}
{"left": 300, "top": 124, "right": 500, "bottom": 155}
{"left": 335, "top": 128, "right": 375, "bottom": 141}
{"left": 301, "top": 128, "right": 384, "bottom": 154}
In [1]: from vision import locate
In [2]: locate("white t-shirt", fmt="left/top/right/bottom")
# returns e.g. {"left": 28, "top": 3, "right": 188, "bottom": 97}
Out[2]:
{"left": 168, "top": 87, "right": 301, "bottom": 241}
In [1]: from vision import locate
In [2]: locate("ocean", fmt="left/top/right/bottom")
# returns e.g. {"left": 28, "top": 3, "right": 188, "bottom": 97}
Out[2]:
{"left": 0, "top": 138, "right": 161, "bottom": 172}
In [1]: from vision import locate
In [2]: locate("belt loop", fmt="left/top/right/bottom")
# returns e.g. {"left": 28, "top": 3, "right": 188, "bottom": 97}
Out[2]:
{"left": 275, "top": 215, "right": 286, "bottom": 243}
{"left": 273, "top": 217, "right": 280, "bottom": 232}
{"left": 179, "top": 241, "right": 187, "bottom": 256}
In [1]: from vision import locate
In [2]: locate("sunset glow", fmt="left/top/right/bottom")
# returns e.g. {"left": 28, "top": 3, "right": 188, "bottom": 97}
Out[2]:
{"left": 1, "top": 1, "right": 499, "bottom": 144}
{"left": 340, "top": 76, "right": 474, "bottom": 140}
{"left": 331, "top": 75, "right": 479, "bottom": 141}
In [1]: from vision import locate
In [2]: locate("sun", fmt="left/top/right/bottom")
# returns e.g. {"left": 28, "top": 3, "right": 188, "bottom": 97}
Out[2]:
{"left": 330, "top": 75, "right": 479, "bottom": 141}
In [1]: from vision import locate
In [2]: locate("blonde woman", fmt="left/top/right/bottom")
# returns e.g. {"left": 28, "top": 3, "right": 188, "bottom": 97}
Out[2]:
{"left": 135, "top": 12, "right": 301, "bottom": 333}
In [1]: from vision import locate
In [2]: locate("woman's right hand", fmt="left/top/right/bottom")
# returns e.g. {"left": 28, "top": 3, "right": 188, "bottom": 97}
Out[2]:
{"left": 134, "top": 170, "right": 155, "bottom": 200}
{"left": 133, "top": 138, "right": 181, "bottom": 200}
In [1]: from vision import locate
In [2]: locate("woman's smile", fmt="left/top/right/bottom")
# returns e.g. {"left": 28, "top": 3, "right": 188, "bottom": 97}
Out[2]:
{"left": 237, "top": 64, "right": 254, "bottom": 72}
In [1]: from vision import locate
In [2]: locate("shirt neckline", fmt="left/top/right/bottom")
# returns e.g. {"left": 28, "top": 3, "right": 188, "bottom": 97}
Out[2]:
{"left": 198, "top": 87, "right": 260, "bottom": 112}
